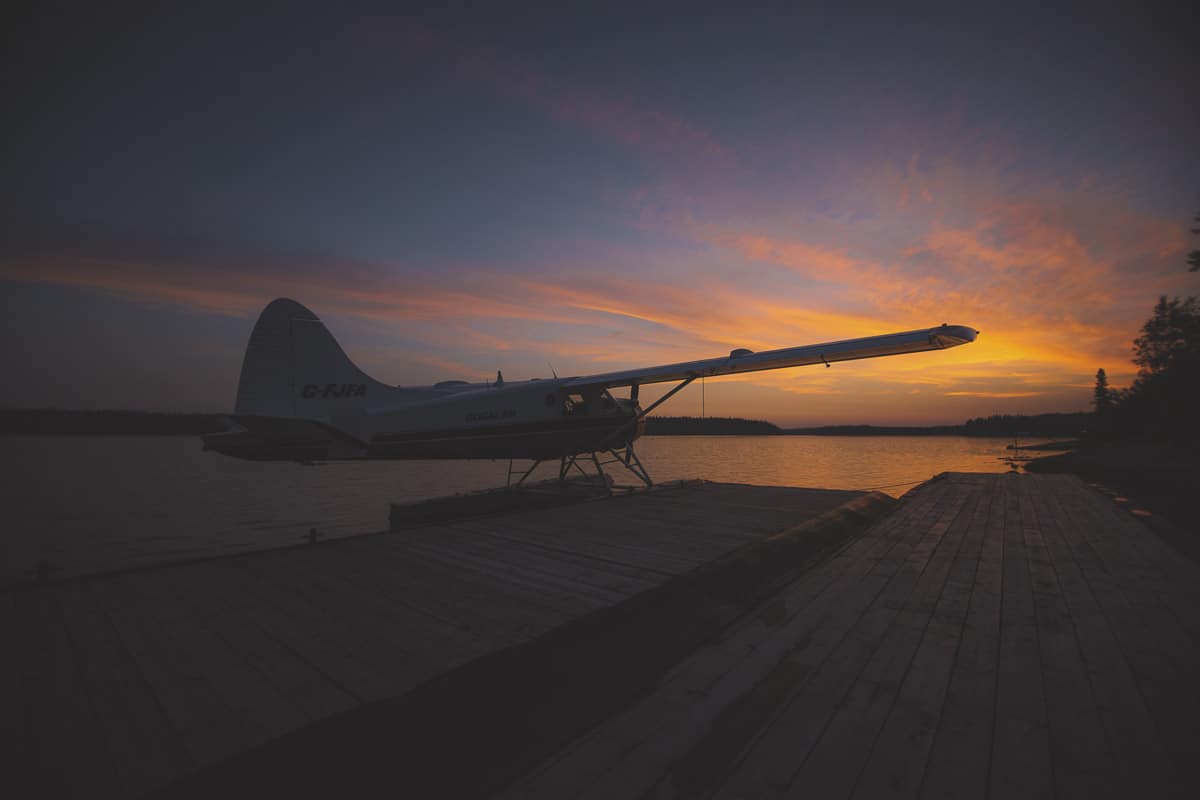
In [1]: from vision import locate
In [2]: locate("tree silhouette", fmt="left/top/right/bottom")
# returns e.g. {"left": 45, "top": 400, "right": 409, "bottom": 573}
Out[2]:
{"left": 1120, "top": 295, "right": 1200, "bottom": 442}
{"left": 1092, "top": 368, "right": 1112, "bottom": 414}
{"left": 1104, "top": 211, "right": 1200, "bottom": 441}
{"left": 1132, "top": 296, "right": 1200, "bottom": 377}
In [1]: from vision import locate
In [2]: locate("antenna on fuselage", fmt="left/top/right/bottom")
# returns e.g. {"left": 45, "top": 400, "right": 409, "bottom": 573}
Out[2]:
{"left": 548, "top": 362, "right": 558, "bottom": 379}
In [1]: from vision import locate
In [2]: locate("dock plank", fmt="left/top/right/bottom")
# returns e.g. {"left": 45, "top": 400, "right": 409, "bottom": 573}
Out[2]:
{"left": 1037, "top": 488, "right": 1179, "bottom": 796}
{"left": 425, "top": 525, "right": 662, "bottom": 599}
{"left": 501, "top": 511, "right": 751, "bottom": 558}
{"left": 1023, "top": 487, "right": 1120, "bottom": 800}
{"left": 14, "top": 587, "right": 122, "bottom": 798}
{"left": 694, "top": 487, "right": 950, "bottom": 799}
{"left": 1064, "top": 483, "right": 1200, "bottom": 764}
{"left": 508, "top": 480, "right": 948, "bottom": 800}
{"left": 501, "top": 472, "right": 1200, "bottom": 800}
{"left": 436, "top": 516, "right": 708, "bottom": 573}
{"left": 491, "top": 488, "right": 938, "bottom": 800}
{"left": 445, "top": 519, "right": 672, "bottom": 587}
{"left": 763, "top": 481, "right": 978, "bottom": 800}
{"left": 213, "top": 555, "right": 421, "bottom": 702}
{"left": 844, "top": 487, "right": 987, "bottom": 800}
{"left": 1048, "top": 483, "right": 1193, "bottom": 794}
{"left": 341, "top": 536, "right": 588, "bottom": 635}
{"left": 226, "top": 549, "right": 484, "bottom": 683}
{"left": 90, "top": 575, "right": 246, "bottom": 769}
{"left": 920, "top": 478, "right": 1004, "bottom": 800}
{"left": 125, "top": 569, "right": 314, "bottom": 744}
{"left": 386, "top": 529, "right": 624, "bottom": 608}
{"left": 57, "top": 580, "right": 194, "bottom": 797}
{"left": 988, "top": 475, "right": 1053, "bottom": 800}
{"left": 163, "top": 562, "right": 360, "bottom": 724}
{"left": 0, "top": 591, "right": 32, "bottom": 800}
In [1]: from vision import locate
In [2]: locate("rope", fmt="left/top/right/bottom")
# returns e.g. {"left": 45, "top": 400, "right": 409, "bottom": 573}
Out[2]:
{"left": 852, "top": 478, "right": 928, "bottom": 492}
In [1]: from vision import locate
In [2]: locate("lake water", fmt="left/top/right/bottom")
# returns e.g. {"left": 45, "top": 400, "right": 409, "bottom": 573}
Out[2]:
{"left": 0, "top": 434, "right": 1025, "bottom": 587}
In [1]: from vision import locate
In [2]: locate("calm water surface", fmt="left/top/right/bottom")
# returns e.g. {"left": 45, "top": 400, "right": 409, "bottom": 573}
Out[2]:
{"left": 1, "top": 434, "right": 1025, "bottom": 586}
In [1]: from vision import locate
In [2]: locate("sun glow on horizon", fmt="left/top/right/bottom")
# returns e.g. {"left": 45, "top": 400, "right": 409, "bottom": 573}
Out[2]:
{"left": 3, "top": 8, "right": 1194, "bottom": 420}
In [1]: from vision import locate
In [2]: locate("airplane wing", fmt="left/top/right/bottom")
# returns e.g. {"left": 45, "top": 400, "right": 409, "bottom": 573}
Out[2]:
{"left": 564, "top": 324, "right": 978, "bottom": 390}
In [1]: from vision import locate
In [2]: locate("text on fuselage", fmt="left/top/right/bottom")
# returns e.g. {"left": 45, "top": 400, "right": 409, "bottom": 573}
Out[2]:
{"left": 301, "top": 383, "right": 367, "bottom": 399}
{"left": 466, "top": 409, "right": 517, "bottom": 422}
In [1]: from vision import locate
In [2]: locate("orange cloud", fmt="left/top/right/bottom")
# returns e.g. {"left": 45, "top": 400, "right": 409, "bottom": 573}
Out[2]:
{"left": 5, "top": 166, "right": 1188, "bottom": 424}
{"left": 713, "top": 234, "right": 860, "bottom": 281}
{"left": 945, "top": 391, "right": 1044, "bottom": 398}
{"left": 0, "top": 249, "right": 997, "bottom": 383}
{"left": 687, "top": 190, "right": 1187, "bottom": 395}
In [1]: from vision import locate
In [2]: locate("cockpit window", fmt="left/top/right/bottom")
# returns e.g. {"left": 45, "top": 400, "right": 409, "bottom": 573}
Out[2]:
{"left": 563, "top": 392, "right": 587, "bottom": 416}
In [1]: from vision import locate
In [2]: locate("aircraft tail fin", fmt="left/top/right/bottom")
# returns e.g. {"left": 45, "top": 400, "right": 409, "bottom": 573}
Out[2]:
{"left": 234, "top": 298, "right": 383, "bottom": 419}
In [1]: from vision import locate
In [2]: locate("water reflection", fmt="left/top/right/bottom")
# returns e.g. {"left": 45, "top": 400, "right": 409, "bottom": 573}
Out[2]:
{"left": 1, "top": 434, "right": 1021, "bottom": 585}
{"left": 637, "top": 435, "right": 1019, "bottom": 493}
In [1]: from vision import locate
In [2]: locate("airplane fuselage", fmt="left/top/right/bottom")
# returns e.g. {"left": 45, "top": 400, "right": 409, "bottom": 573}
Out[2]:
{"left": 204, "top": 377, "right": 644, "bottom": 462}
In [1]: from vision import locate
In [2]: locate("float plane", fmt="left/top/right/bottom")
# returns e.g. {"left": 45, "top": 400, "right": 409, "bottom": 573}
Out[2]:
{"left": 204, "top": 298, "right": 978, "bottom": 486}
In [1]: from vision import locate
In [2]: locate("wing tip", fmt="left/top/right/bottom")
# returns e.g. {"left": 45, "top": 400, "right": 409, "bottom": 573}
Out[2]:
{"left": 934, "top": 324, "right": 979, "bottom": 346}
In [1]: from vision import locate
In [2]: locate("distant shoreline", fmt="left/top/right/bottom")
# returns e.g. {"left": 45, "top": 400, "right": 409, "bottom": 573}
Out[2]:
{"left": 0, "top": 409, "right": 227, "bottom": 436}
{"left": 785, "top": 424, "right": 963, "bottom": 436}
{"left": 0, "top": 409, "right": 1093, "bottom": 438}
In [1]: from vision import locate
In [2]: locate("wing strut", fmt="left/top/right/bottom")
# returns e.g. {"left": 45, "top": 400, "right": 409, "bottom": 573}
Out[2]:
{"left": 506, "top": 376, "right": 696, "bottom": 491}
{"left": 603, "top": 375, "right": 696, "bottom": 449}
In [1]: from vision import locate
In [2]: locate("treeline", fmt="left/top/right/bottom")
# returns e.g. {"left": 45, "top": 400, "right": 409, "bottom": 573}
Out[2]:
{"left": 1093, "top": 295, "right": 1200, "bottom": 444}
{"left": 962, "top": 412, "right": 1093, "bottom": 438}
{"left": 787, "top": 414, "right": 1094, "bottom": 437}
{"left": 1081, "top": 210, "right": 1200, "bottom": 444}
{"left": 0, "top": 409, "right": 226, "bottom": 435}
{"left": 787, "top": 424, "right": 964, "bottom": 436}
{"left": 655, "top": 415, "right": 1098, "bottom": 437}
{"left": 643, "top": 416, "right": 784, "bottom": 435}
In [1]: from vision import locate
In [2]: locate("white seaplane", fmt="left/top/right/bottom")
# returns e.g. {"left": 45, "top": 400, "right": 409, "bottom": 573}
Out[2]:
{"left": 204, "top": 298, "right": 977, "bottom": 486}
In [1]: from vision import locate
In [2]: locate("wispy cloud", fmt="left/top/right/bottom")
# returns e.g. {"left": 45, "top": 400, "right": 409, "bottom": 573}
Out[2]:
{"left": 390, "top": 25, "right": 735, "bottom": 164}
{"left": 675, "top": 166, "right": 1191, "bottom": 390}
{"left": 6, "top": 153, "right": 1188, "bottom": 423}
{"left": 5, "top": 67, "right": 1192, "bottom": 423}
{"left": 945, "top": 391, "right": 1043, "bottom": 398}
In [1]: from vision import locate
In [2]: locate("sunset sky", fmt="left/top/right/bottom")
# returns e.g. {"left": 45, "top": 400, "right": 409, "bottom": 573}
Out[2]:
{"left": 3, "top": 4, "right": 1196, "bottom": 426}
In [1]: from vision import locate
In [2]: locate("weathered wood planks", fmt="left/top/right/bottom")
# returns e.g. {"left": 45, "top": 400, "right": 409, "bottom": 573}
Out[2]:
{"left": 500, "top": 472, "right": 1200, "bottom": 800}
{"left": 0, "top": 481, "right": 863, "bottom": 799}
{"left": 9, "top": 473, "right": 1198, "bottom": 800}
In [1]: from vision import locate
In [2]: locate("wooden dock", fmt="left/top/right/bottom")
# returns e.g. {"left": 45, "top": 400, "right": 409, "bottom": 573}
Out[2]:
{"left": 494, "top": 472, "right": 1200, "bottom": 800}
{"left": 164, "top": 472, "right": 1200, "bottom": 800}
{"left": 0, "top": 481, "right": 877, "bottom": 799}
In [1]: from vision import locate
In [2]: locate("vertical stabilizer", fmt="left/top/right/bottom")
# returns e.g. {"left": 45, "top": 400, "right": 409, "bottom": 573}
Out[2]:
{"left": 234, "top": 298, "right": 386, "bottom": 419}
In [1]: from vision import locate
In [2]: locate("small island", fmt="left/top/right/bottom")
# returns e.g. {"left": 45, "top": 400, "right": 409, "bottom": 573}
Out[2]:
{"left": 642, "top": 416, "right": 783, "bottom": 435}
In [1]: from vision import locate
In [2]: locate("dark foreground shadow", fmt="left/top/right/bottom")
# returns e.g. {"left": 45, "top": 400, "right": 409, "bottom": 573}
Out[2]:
{"left": 154, "top": 493, "right": 895, "bottom": 800}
